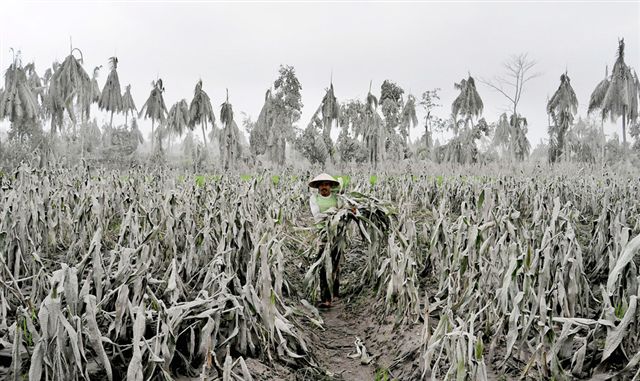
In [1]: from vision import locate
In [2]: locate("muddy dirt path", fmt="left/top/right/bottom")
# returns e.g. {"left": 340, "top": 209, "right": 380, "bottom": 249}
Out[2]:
{"left": 313, "top": 299, "right": 378, "bottom": 381}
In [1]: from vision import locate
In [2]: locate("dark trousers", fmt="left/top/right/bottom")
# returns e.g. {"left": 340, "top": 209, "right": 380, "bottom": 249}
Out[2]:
{"left": 318, "top": 244, "right": 341, "bottom": 302}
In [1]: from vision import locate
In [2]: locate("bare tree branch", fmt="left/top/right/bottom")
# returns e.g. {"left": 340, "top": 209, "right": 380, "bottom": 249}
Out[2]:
{"left": 483, "top": 53, "right": 540, "bottom": 115}
{"left": 478, "top": 77, "right": 516, "bottom": 104}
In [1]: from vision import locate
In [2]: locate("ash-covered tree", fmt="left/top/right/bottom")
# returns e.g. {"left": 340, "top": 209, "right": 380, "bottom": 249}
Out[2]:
{"left": 122, "top": 84, "right": 137, "bottom": 127}
{"left": 25, "top": 63, "right": 45, "bottom": 108}
{"left": 364, "top": 83, "right": 385, "bottom": 168}
{"left": 90, "top": 66, "right": 101, "bottom": 103}
{"left": 587, "top": 67, "right": 610, "bottom": 162}
{"left": 337, "top": 99, "right": 367, "bottom": 163}
{"left": 547, "top": 72, "right": 578, "bottom": 163}
{"left": 270, "top": 65, "right": 303, "bottom": 165}
{"left": 588, "top": 39, "right": 639, "bottom": 151}
{"left": 400, "top": 94, "right": 418, "bottom": 146}
{"left": 47, "top": 45, "right": 91, "bottom": 136}
{"left": 321, "top": 82, "right": 339, "bottom": 140}
{"left": 0, "top": 51, "right": 41, "bottom": 142}
{"left": 452, "top": 75, "right": 483, "bottom": 136}
{"left": 511, "top": 114, "right": 530, "bottom": 160}
{"left": 189, "top": 79, "right": 216, "bottom": 148}
{"left": 219, "top": 90, "right": 243, "bottom": 170}
{"left": 139, "top": 79, "right": 168, "bottom": 153}
{"left": 336, "top": 130, "right": 366, "bottom": 164}
{"left": 308, "top": 81, "right": 339, "bottom": 162}
{"left": 492, "top": 113, "right": 511, "bottom": 158}
{"left": 441, "top": 75, "right": 485, "bottom": 164}
{"left": 435, "top": 118, "right": 490, "bottom": 164}
{"left": 564, "top": 117, "right": 601, "bottom": 163}
{"left": 166, "top": 99, "right": 190, "bottom": 151}
{"left": 250, "top": 89, "right": 274, "bottom": 158}
{"left": 102, "top": 117, "right": 144, "bottom": 162}
{"left": 419, "top": 88, "right": 441, "bottom": 153}
{"left": 130, "top": 117, "right": 144, "bottom": 146}
{"left": 80, "top": 66, "right": 101, "bottom": 123}
{"left": 380, "top": 80, "right": 404, "bottom": 133}
{"left": 99, "top": 57, "right": 123, "bottom": 129}
{"left": 340, "top": 99, "right": 366, "bottom": 140}
{"left": 481, "top": 53, "right": 539, "bottom": 161}
{"left": 379, "top": 80, "right": 405, "bottom": 159}
{"left": 295, "top": 114, "right": 329, "bottom": 165}
{"left": 630, "top": 120, "right": 640, "bottom": 152}
{"left": 81, "top": 117, "right": 102, "bottom": 154}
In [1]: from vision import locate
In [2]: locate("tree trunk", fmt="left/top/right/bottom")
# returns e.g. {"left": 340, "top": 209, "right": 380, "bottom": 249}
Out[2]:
{"left": 622, "top": 105, "right": 627, "bottom": 149}
{"left": 601, "top": 118, "right": 605, "bottom": 165}
{"left": 558, "top": 120, "right": 566, "bottom": 163}
{"left": 151, "top": 120, "right": 155, "bottom": 153}
{"left": 280, "top": 138, "right": 286, "bottom": 166}
{"left": 510, "top": 105, "right": 517, "bottom": 162}
{"left": 125, "top": 112, "right": 128, "bottom": 127}
{"left": 110, "top": 111, "right": 114, "bottom": 129}
{"left": 81, "top": 119, "right": 85, "bottom": 159}
{"left": 425, "top": 112, "right": 431, "bottom": 150}
{"left": 201, "top": 119, "right": 208, "bottom": 148}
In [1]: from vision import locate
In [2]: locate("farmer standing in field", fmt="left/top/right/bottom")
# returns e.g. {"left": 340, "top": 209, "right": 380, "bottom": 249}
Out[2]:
{"left": 308, "top": 173, "right": 356, "bottom": 308}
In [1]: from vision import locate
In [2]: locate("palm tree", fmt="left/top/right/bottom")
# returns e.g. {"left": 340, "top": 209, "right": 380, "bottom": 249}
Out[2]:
{"left": 99, "top": 57, "right": 123, "bottom": 128}
{"left": 493, "top": 113, "right": 511, "bottom": 158}
{"left": 400, "top": 94, "right": 418, "bottom": 145}
{"left": 122, "top": 84, "right": 137, "bottom": 126}
{"left": 139, "top": 79, "right": 168, "bottom": 153}
{"left": 321, "top": 82, "right": 339, "bottom": 140}
{"left": 90, "top": 66, "right": 102, "bottom": 102}
{"left": 189, "top": 80, "right": 215, "bottom": 148}
{"left": 24, "top": 63, "right": 45, "bottom": 105}
{"left": 588, "top": 39, "right": 638, "bottom": 147}
{"left": 166, "top": 99, "right": 190, "bottom": 151}
{"left": 47, "top": 47, "right": 91, "bottom": 135}
{"left": 130, "top": 117, "right": 144, "bottom": 145}
{"left": 0, "top": 51, "right": 40, "bottom": 141}
{"left": 547, "top": 72, "right": 578, "bottom": 163}
{"left": 167, "top": 99, "right": 190, "bottom": 138}
{"left": 339, "top": 99, "right": 366, "bottom": 140}
{"left": 588, "top": 66, "right": 610, "bottom": 162}
{"left": 363, "top": 81, "right": 385, "bottom": 168}
{"left": 451, "top": 75, "right": 483, "bottom": 135}
{"left": 510, "top": 114, "right": 530, "bottom": 160}
{"left": 80, "top": 66, "right": 101, "bottom": 122}
{"left": 249, "top": 89, "right": 275, "bottom": 158}
{"left": 308, "top": 81, "right": 340, "bottom": 161}
{"left": 220, "top": 89, "right": 242, "bottom": 170}
{"left": 271, "top": 65, "right": 303, "bottom": 165}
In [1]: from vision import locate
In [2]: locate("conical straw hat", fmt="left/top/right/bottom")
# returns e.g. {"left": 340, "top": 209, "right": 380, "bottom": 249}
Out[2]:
{"left": 308, "top": 173, "right": 340, "bottom": 189}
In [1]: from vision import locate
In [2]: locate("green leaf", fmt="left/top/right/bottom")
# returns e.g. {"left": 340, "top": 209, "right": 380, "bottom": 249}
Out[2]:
{"left": 475, "top": 337, "right": 484, "bottom": 360}
{"left": 477, "top": 188, "right": 485, "bottom": 210}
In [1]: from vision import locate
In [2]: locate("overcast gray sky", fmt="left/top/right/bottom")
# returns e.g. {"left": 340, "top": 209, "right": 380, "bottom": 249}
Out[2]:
{"left": 1, "top": 1, "right": 639, "bottom": 146}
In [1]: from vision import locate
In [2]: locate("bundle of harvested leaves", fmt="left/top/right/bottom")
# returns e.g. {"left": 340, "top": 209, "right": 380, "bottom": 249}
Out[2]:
{"left": 303, "top": 191, "right": 395, "bottom": 303}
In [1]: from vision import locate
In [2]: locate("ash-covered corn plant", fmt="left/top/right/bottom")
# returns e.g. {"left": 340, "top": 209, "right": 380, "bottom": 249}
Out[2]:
{"left": 2, "top": 164, "right": 640, "bottom": 380}
{"left": 1, "top": 164, "right": 316, "bottom": 380}
{"left": 416, "top": 172, "right": 640, "bottom": 380}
